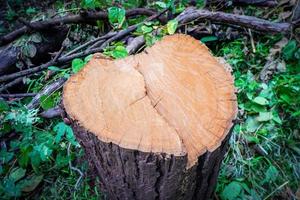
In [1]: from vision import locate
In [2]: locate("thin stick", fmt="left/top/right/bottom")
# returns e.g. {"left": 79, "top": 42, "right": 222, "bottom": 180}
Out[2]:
{"left": 0, "top": 77, "right": 23, "bottom": 93}
{"left": 65, "top": 32, "right": 116, "bottom": 56}
{"left": 175, "top": 8, "right": 293, "bottom": 33}
{"left": 0, "top": 93, "right": 36, "bottom": 98}
{"left": 263, "top": 181, "right": 289, "bottom": 200}
{"left": 0, "top": 8, "right": 161, "bottom": 46}
{"left": 0, "top": 9, "right": 168, "bottom": 83}
{"left": 67, "top": 143, "right": 83, "bottom": 190}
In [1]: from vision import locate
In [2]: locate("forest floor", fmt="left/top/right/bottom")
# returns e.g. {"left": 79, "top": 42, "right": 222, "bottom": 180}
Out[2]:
{"left": 0, "top": 0, "right": 299, "bottom": 199}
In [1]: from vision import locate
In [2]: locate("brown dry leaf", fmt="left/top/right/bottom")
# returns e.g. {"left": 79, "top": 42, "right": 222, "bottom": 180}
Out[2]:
{"left": 269, "top": 37, "right": 289, "bottom": 57}
{"left": 296, "top": 186, "right": 300, "bottom": 200}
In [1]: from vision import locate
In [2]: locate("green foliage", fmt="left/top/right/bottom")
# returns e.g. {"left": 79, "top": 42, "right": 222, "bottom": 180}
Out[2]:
{"left": 108, "top": 7, "right": 126, "bottom": 29}
{"left": 216, "top": 35, "right": 300, "bottom": 199}
{"left": 167, "top": 19, "right": 178, "bottom": 35}
{"left": 72, "top": 58, "right": 85, "bottom": 73}
{"left": 104, "top": 42, "right": 128, "bottom": 59}
{"left": 0, "top": 102, "right": 82, "bottom": 198}
{"left": 221, "top": 181, "right": 242, "bottom": 200}
{"left": 200, "top": 36, "right": 218, "bottom": 43}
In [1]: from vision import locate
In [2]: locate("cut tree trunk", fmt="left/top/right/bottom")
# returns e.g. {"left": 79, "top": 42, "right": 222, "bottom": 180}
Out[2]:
{"left": 63, "top": 34, "right": 237, "bottom": 200}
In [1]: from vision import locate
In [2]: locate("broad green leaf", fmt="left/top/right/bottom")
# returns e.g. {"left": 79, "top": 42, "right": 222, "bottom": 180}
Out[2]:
{"left": 263, "top": 165, "right": 278, "bottom": 183}
{"left": 112, "top": 46, "right": 128, "bottom": 59}
{"left": 257, "top": 112, "right": 272, "bottom": 122}
{"left": 245, "top": 117, "right": 260, "bottom": 133}
{"left": 221, "top": 181, "right": 242, "bottom": 200}
{"left": 282, "top": 40, "right": 297, "bottom": 61}
{"left": 53, "top": 122, "right": 78, "bottom": 146}
{"left": 84, "top": 54, "right": 93, "bottom": 63}
{"left": 40, "top": 94, "right": 55, "bottom": 110}
{"left": 29, "top": 150, "right": 41, "bottom": 170}
{"left": 272, "top": 111, "right": 282, "bottom": 124}
{"left": 55, "top": 153, "right": 69, "bottom": 168}
{"left": 23, "top": 44, "right": 37, "bottom": 58}
{"left": 34, "top": 144, "right": 52, "bottom": 161}
{"left": 108, "top": 7, "right": 126, "bottom": 27}
{"left": 253, "top": 96, "right": 269, "bottom": 105}
{"left": 48, "top": 66, "right": 61, "bottom": 72}
{"left": 201, "top": 36, "right": 218, "bottom": 43}
{"left": 154, "top": 1, "right": 167, "bottom": 9}
{"left": 3, "top": 178, "right": 21, "bottom": 197}
{"left": 0, "top": 99, "right": 9, "bottom": 112}
{"left": 244, "top": 135, "right": 260, "bottom": 143}
{"left": 9, "top": 168, "right": 26, "bottom": 182}
{"left": 19, "top": 174, "right": 43, "bottom": 192}
{"left": 0, "top": 150, "right": 14, "bottom": 163}
{"left": 53, "top": 122, "right": 67, "bottom": 143}
{"left": 30, "top": 33, "right": 42, "bottom": 43}
{"left": 167, "top": 19, "right": 178, "bottom": 35}
{"left": 141, "top": 25, "right": 153, "bottom": 34}
{"left": 72, "top": 58, "right": 85, "bottom": 73}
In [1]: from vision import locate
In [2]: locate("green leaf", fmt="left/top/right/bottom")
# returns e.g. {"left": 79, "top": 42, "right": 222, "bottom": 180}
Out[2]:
{"left": 30, "top": 33, "right": 42, "bottom": 43}
{"left": 53, "top": 122, "right": 78, "bottom": 146}
{"left": 253, "top": 96, "right": 269, "bottom": 105}
{"left": 263, "top": 165, "right": 278, "bottom": 183}
{"left": 3, "top": 178, "right": 21, "bottom": 197}
{"left": 282, "top": 40, "right": 297, "bottom": 61}
{"left": 23, "top": 44, "right": 37, "bottom": 58}
{"left": 108, "top": 7, "right": 126, "bottom": 27}
{"left": 141, "top": 25, "right": 153, "bottom": 34}
{"left": 55, "top": 153, "right": 69, "bottom": 168}
{"left": 0, "top": 150, "right": 14, "bottom": 163}
{"left": 30, "top": 150, "right": 41, "bottom": 170}
{"left": 167, "top": 19, "right": 178, "bottom": 35}
{"left": 112, "top": 46, "right": 128, "bottom": 59}
{"left": 19, "top": 174, "right": 43, "bottom": 192}
{"left": 245, "top": 117, "right": 260, "bottom": 133}
{"left": 257, "top": 112, "right": 272, "bottom": 122}
{"left": 221, "top": 181, "right": 242, "bottom": 200}
{"left": 72, "top": 58, "right": 85, "bottom": 73}
{"left": 0, "top": 99, "right": 9, "bottom": 112}
{"left": 54, "top": 122, "right": 67, "bottom": 143}
{"left": 48, "top": 66, "right": 61, "bottom": 72}
{"left": 34, "top": 144, "right": 52, "bottom": 161}
{"left": 84, "top": 54, "right": 93, "bottom": 63}
{"left": 201, "top": 36, "right": 218, "bottom": 43}
{"left": 40, "top": 94, "right": 55, "bottom": 110}
{"left": 154, "top": 1, "right": 167, "bottom": 9}
{"left": 9, "top": 168, "right": 26, "bottom": 182}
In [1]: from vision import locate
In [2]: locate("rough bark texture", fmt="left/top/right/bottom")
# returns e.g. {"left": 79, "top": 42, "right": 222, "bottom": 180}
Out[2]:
{"left": 72, "top": 122, "right": 232, "bottom": 200}
{"left": 0, "top": 26, "right": 67, "bottom": 75}
{"left": 175, "top": 8, "right": 292, "bottom": 33}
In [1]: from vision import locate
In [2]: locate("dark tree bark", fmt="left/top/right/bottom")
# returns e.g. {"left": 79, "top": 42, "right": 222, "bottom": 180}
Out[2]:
{"left": 175, "top": 8, "right": 292, "bottom": 33}
{"left": 72, "top": 122, "right": 232, "bottom": 200}
{"left": 0, "top": 26, "right": 67, "bottom": 75}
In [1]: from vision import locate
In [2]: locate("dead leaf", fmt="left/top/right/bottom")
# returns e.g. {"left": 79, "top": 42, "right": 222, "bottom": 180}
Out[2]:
{"left": 269, "top": 37, "right": 289, "bottom": 57}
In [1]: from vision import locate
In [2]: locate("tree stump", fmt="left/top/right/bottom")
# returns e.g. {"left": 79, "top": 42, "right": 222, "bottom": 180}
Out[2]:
{"left": 63, "top": 34, "right": 237, "bottom": 200}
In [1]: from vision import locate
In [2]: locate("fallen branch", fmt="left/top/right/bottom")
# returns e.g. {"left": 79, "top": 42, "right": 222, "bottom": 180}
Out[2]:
{"left": 0, "top": 93, "right": 36, "bottom": 98}
{"left": 206, "top": 0, "right": 278, "bottom": 7}
{"left": 0, "top": 77, "right": 23, "bottom": 93}
{"left": 0, "top": 9, "right": 168, "bottom": 84}
{"left": 175, "top": 7, "right": 293, "bottom": 33}
{"left": 40, "top": 106, "right": 64, "bottom": 118}
{"left": 27, "top": 78, "right": 67, "bottom": 109}
{"left": 0, "top": 26, "right": 68, "bottom": 75}
{"left": 0, "top": 8, "right": 163, "bottom": 46}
